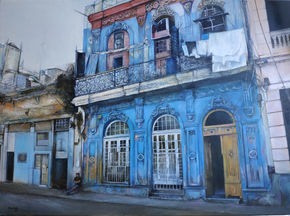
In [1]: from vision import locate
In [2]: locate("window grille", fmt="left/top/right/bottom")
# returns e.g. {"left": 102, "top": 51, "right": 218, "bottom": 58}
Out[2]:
{"left": 104, "top": 121, "right": 130, "bottom": 183}
{"left": 55, "top": 118, "right": 69, "bottom": 131}
{"left": 152, "top": 115, "right": 183, "bottom": 190}
{"left": 194, "top": 5, "right": 227, "bottom": 34}
{"left": 155, "top": 39, "right": 167, "bottom": 54}
{"left": 114, "top": 32, "right": 124, "bottom": 49}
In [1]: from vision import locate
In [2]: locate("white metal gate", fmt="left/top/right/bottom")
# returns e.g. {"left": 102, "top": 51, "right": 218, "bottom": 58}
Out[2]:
{"left": 103, "top": 121, "right": 130, "bottom": 184}
{"left": 152, "top": 115, "right": 183, "bottom": 190}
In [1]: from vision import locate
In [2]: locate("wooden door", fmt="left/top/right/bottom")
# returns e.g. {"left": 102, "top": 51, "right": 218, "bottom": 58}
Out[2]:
{"left": 204, "top": 138, "right": 213, "bottom": 197}
{"left": 40, "top": 154, "right": 49, "bottom": 185}
{"left": 220, "top": 134, "right": 242, "bottom": 198}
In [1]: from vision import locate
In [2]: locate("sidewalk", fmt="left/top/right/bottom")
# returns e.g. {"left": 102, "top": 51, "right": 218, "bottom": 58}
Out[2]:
{"left": 0, "top": 183, "right": 289, "bottom": 215}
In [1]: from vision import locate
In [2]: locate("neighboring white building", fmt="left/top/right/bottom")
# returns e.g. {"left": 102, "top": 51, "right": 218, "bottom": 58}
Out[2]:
{"left": 247, "top": 0, "right": 290, "bottom": 174}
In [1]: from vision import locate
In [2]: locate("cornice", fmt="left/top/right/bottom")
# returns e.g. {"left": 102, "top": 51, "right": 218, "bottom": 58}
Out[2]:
{"left": 88, "top": 0, "right": 183, "bottom": 29}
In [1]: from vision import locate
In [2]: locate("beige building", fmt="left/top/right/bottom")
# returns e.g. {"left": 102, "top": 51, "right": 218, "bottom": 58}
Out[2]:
{"left": 247, "top": 0, "right": 290, "bottom": 174}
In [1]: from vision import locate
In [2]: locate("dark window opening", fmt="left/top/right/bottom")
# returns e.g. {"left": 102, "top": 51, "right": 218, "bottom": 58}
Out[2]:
{"left": 205, "top": 111, "right": 233, "bottom": 126}
{"left": 152, "top": 18, "right": 171, "bottom": 39}
{"left": 280, "top": 88, "right": 290, "bottom": 156}
{"left": 114, "top": 32, "right": 124, "bottom": 49}
{"left": 6, "top": 152, "right": 14, "bottom": 181}
{"left": 113, "top": 57, "right": 123, "bottom": 69}
{"left": 155, "top": 39, "right": 167, "bottom": 54}
{"left": 76, "top": 52, "right": 85, "bottom": 78}
{"left": 194, "top": 5, "right": 228, "bottom": 34}
{"left": 266, "top": 0, "right": 290, "bottom": 31}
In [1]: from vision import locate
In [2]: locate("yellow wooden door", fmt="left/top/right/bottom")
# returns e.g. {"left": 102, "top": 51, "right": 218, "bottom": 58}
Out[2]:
{"left": 204, "top": 138, "right": 214, "bottom": 197}
{"left": 220, "top": 134, "right": 242, "bottom": 198}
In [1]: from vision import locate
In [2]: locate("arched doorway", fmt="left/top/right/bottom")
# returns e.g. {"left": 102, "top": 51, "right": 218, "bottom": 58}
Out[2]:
{"left": 203, "top": 110, "right": 242, "bottom": 198}
{"left": 103, "top": 120, "right": 130, "bottom": 184}
{"left": 152, "top": 114, "right": 183, "bottom": 191}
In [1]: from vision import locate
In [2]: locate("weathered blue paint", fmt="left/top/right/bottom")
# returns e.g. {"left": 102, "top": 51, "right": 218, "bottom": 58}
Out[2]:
{"left": 78, "top": 0, "right": 274, "bottom": 203}
{"left": 81, "top": 78, "right": 271, "bottom": 200}
{"left": 14, "top": 132, "right": 34, "bottom": 184}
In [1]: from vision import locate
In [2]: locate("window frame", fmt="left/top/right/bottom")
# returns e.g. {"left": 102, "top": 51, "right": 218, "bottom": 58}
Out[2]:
{"left": 103, "top": 120, "right": 130, "bottom": 184}
{"left": 36, "top": 131, "right": 49, "bottom": 146}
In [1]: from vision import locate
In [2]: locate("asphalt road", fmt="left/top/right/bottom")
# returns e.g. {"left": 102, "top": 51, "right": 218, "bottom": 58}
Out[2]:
{"left": 0, "top": 192, "right": 220, "bottom": 216}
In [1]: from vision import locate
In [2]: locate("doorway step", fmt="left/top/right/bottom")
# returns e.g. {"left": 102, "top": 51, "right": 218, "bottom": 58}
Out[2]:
{"left": 206, "top": 197, "right": 241, "bottom": 204}
{"left": 150, "top": 190, "right": 184, "bottom": 200}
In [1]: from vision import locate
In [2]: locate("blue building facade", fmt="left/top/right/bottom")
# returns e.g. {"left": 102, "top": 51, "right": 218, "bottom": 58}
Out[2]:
{"left": 73, "top": 0, "right": 274, "bottom": 203}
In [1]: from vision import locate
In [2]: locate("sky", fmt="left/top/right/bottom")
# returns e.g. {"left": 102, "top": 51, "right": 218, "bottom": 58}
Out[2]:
{"left": 0, "top": 0, "right": 93, "bottom": 73}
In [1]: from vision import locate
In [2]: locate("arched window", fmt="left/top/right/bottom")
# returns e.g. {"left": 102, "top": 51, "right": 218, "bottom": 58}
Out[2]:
{"left": 194, "top": 5, "right": 228, "bottom": 35}
{"left": 152, "top": 115, "right": 183, "bottom": 190}
{"left": 107, "top": 30, "right": 129, "bottom": 70}
{"left": 205, "top": 110, "right": 234, "bottom": 126}
{"left": 103, "top": 121, "right": 130, "bottom": 184}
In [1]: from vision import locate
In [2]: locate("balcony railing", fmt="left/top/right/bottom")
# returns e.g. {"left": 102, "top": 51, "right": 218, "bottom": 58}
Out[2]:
{"left": 270, "top": 28, "right": 290, "bottom": 49}
{"left": 75, "top": 57, "right": 211, "bottom": 97}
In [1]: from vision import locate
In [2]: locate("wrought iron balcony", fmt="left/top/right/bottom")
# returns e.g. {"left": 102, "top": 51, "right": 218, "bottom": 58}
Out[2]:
{"left": 75, "top": 57, "right": 211, "bottom": 97}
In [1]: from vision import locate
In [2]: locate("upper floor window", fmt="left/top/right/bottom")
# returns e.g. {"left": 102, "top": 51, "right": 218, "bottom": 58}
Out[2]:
{"left": 107, "top": 30, "right": 129, "bottom": 70}
{"left": 266, "top": 0, "right": 290, "bottom": 32}
{"left": 152, "top": 18, "right": 170, "bottom": 39}
{"left": 36, "top": 132, "right": 49, "bottom": 146}
{"left": 114, "top": 32, "right": 124, "bottom": 49}
{"left": 195, "top": 5, "right": 228, "bottom": 35}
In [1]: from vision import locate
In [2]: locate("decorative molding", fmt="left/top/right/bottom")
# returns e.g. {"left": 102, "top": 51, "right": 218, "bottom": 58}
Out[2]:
{"left": 136, "top": 14, "right": 147, "bottom": 27}
{"left": 111, "top": 22, "right": 129, "bottom": 32}
{"left": 188, "top": 152, "right": 197, "bottom": 160}
{"left": 102, "top": 9, "right": 136, "bottom": 27}
{"left": 152, "top": 6, "right": 175, "bottom": 21}
{"left": 151, "top": 103, "right": 177, "bottom": 119}
{"left": 198, "top": 0, "right": 225, "bottom": 10}
{"left": 243, "top": 106, "right": 255, "bottom": 118}
{"left": 135, "top": 98, "right": 144, "bottom": 128}
{"left": 137, "top": 153, "right": 145, "bottom": 161}
{"left": 196, "top": 82, "right": 241, "bottom": 98}
{"left": 181, "top": 0, "right": 194, "bottom": 14}
{"left": 146, "top": 0, "right": 178, "bottom": 12}
{"left": 249, "top": 150, "right": 258, "bottom": 159}
{"left": 89, "top": 156, "right": 95, "bottom": 163}
{"left": 210, "top": 96, "right": 234, "bottom": 110}
{"left": 104, "top": 110, "right": 129, "bottom": 123}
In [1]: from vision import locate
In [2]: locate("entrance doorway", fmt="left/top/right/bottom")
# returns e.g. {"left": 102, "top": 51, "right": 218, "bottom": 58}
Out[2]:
{"left": 203, "top": 110, "right": 242, "bottom": 199}
{"left": 6, "top": 152, "right": 14, "bottom": 181}
{"left": 35, "top": 154, "right": 49, "bottom": 185}
{"left": 152, "top": 115, "right": 183, "bottom": 191}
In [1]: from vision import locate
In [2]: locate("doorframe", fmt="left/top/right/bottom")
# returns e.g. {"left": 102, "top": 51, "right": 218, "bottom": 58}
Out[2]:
{"left": 147, "top": 111, "right": 186, "bottom": 192}
{"left": 202, "top": 109, "right": 243, "bottom": 198}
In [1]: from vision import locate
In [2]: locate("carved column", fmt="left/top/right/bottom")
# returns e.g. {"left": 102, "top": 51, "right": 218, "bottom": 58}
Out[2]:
{"left": 243, "top": 124, "right": 264, "bottom": 188}
{"left": 134, "top": 97, "right": 146, "bottom": 185}
{"left": 185, "top": 89, "right": 195, "bottom": 121}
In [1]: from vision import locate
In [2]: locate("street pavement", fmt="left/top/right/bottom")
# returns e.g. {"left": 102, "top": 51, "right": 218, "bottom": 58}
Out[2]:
{"left": 0, "top": 183, "right": 289, "bottom": 215}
